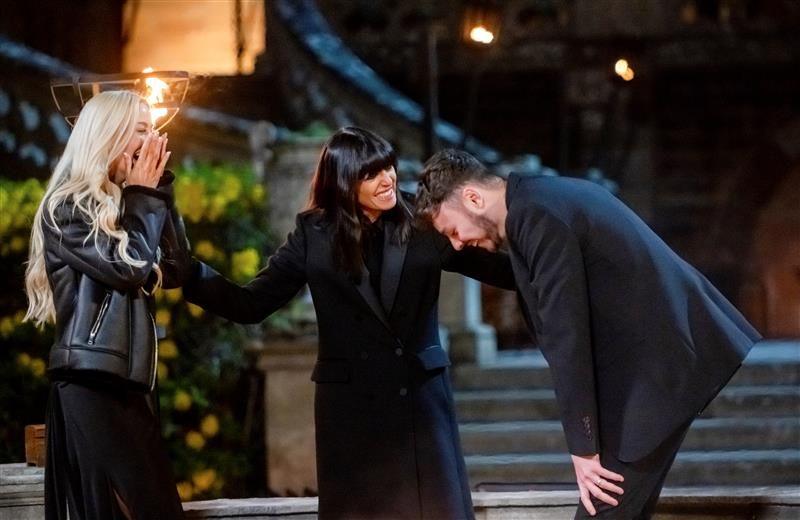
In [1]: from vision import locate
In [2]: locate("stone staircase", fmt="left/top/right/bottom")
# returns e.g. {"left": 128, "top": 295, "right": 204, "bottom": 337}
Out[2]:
{"left": 452, "top": 340, "right": 800, "bottom": 488}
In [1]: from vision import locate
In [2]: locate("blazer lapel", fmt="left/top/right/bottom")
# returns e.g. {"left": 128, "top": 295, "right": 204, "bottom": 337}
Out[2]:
{"left": 354, "top": 263, "right": 392, "bottom": 330}
{"left": 380, "top": 219, "right": 408, "bottom": 316}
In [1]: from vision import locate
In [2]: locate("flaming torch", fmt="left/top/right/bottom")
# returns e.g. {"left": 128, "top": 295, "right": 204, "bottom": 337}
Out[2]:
{"left": 142, "top": 67, "right": 171, "bottom": 126}
{"left": 50, "top": 70, "right": 190, "bottom": 130}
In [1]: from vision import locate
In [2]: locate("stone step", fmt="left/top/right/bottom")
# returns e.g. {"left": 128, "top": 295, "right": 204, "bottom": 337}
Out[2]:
{"left": 451, "top": 341, "right": 800, "bottom": 391}
{"left": 455, "top": 388, "right": 558, "bottom": 421}
{"left": 459, "top": 417, "right": 800, "bottom": 455}
{"left": 465, "top": 449, "right": 800, "bottom": 487}
{"left": 454, "top": 386, "right": 800, "bottom": 422}
{"left": 3, "top": 459, "right": 799, "bottom": 519}
{"left": 472, "top": 487, "right": 800, "bottom": 519}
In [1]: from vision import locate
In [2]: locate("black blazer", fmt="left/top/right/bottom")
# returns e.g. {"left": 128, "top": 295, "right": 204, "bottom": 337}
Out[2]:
{"left": 505, "top": 173, "right": 761, "bottom": 462}
{"left": 185, "top": 206, "right": 515, "bottom": 519}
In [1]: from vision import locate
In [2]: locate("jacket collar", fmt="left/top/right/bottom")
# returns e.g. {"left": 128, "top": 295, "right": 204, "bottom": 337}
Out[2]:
{"left": 379, "top": 218, "right": 408, "bottom": 316}
{"left": 352, "top": 217, "right": 408, "bottom": 331}
{"left": 505, "top": 172, "right": 524, "bottom": 210}
{"left": 354, "top": 263, "right": 392, "bottom": 330}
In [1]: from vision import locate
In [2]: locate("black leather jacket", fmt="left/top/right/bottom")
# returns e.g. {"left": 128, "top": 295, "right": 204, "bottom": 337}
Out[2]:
{"left": 43, "top": 174, "right": 191, "bottom": 392}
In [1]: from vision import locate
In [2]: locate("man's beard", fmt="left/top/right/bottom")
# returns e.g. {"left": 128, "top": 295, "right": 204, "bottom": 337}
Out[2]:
{"left": 470, "top": 212, "right": 506, "bottom": 252}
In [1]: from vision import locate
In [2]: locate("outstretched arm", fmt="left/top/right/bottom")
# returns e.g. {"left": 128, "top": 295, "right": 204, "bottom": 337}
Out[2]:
{"left": 183, "top": 215, "right": 308, "bottom": 324}
{"left": 436, "top": 232, "right": 516, "bottom": 290}
{"left": 151, "top": 171, "right": 192, "bottom": 289}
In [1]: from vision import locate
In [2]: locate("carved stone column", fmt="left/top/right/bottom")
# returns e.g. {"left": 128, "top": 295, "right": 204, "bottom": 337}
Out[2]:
{"left": 255, "top": 335, "right": 318, "bottom": 496}
{"left": 438, "top": 272, "right": 497, "bottom": 365}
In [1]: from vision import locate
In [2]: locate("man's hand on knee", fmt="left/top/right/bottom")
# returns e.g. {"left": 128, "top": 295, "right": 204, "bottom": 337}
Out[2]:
{"left": 571, "top": 454, "right": 625, "bottom": 516}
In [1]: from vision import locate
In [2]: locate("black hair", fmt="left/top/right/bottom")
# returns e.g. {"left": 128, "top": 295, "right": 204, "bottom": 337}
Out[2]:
{"left": 307, "top": 127, "right": 412, "bottom": 279}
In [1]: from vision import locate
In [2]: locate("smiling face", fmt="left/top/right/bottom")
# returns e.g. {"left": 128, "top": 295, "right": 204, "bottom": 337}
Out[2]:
{"left": 109, "top": 103, "right": 152, "bottom": 185}
{"left": 432, "top": 197, "right": 504, "bottom": 252}
{"left": 357, "top": 166, "right": 397, "bottom": 221}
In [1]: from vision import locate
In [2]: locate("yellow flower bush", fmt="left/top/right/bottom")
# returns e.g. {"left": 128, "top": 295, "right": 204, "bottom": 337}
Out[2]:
{"left": 14, "top": 353, "right": 46, "bottom": 377}
{"left": 157, "top": 361, "right": 169, "bottom": 382}
{"left": 194, "top": 240, "right": 221, "bottom": 262}
{"left": 0, "top": 317, "right": 16, "bottom": 337}
{"left": 186, "top": 302, "right": 204, "bottom": 319}
{"left": 173, "top": 163, "right": 260, "bottom": 225}
{"left": 220, "top": 176, "right": 242, "bottom": 201}
{"left": 177, "top": 180, "right": 206, "bottom": 223}
{"left": 9, "top": 236, "right": 27, "bottom": 253}
{"left": 155, "top": 309, "right": 172, "bottom": 328}
{"left": 16, "top": 352, "right": 31, "bottom": 368}
{"left": 207, "top": 194, "right": 227, "bottom": 222}
{"left": 176, "top": 481, "right": 194, "bottom": 501}
{"left": 200, "top": 414, "right": 220, "bottom": 438}
{"left": 159, "top": 339, "right": 179, "bottom": 360}
{"left": 185, "top": 430, "right": 205, "bottom": 450}
{"left": 29, "top": 358, "right": 46, "bottom": 378}
{"left": 250, "top": 183, "right": 265, "bottom": 204}
{"left": 164, "top": 288, "right": 182, "bottom": 304}
{"left": 231, "top": 248, "right": 260, "bottom": 281}
{"left": 192, "top": 468, "right": 217, "bottom": 492}
{"left": 0, "top": 178, "right": 45, "bottom": 239}
{"left": 173, "top": 390, "right": 193, "bottom": 411}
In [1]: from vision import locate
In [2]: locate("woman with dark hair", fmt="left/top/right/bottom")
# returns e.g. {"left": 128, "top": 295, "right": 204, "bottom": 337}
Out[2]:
{"left": 184, "top": 127, "right": 514, "bottom": 519}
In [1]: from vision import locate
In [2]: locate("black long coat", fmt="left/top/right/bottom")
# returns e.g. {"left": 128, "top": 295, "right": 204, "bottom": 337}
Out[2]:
{"left": 185, "top": 209, "right": 514, "bottom": 519}
{"left": 505, "top": 173, "right": 761, "bottom": 462}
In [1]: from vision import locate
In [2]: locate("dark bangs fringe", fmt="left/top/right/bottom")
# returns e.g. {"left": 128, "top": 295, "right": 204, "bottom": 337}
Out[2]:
{"left": 308, "top": 127, "right": 412, "bottom": 281}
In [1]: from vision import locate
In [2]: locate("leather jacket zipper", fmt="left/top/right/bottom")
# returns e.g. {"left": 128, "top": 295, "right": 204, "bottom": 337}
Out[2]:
{"left": 87, "top": 293, "right": 111, "bottom": 345}
{"left": 148, "top": 313, "right": 159, "bottom": 392}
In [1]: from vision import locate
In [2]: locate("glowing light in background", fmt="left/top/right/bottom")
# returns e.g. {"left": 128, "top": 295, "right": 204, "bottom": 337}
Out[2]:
{"left": 469, "top": 25, "right": 495, "bottom": 45}
{"left": 614, "top": 59, "right": 635, "bottom": 81}
{"left": 142, "top": 67, "right": 169, "bottom": 125}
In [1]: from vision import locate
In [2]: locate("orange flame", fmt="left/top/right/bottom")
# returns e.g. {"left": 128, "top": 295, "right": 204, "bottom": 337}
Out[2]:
{"left": 142, "top": 67, "right": 169, "bottom": 125}
{"left": 469, "top": 26, "right": 495, "bottom": 44}
{"left": 614, "top": 59, "right": 635, "bottom": 82}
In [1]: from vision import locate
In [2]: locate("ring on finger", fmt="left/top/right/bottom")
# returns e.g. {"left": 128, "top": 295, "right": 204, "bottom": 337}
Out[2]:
{"left": 595, "top": 477, "right": 603, "bottom": 486}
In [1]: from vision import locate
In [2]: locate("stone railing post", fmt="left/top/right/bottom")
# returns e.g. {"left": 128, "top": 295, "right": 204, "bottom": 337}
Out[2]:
{"left": 438, "top": 272, "right": 497, "bottom": 365}
{"left": 255, "top": 335, "right": 318, "bottom": 496}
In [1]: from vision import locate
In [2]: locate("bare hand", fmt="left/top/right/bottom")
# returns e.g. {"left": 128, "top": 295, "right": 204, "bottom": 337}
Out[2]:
{"left": 125, "top": 132, "right": 171, "bottom": 188}
{"left": 571, "top": 454, "right": 624, "bottom": 516}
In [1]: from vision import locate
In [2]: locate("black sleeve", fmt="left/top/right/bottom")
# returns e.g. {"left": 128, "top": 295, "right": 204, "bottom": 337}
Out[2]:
{"left": 46, "top": 187, "right": 170, "bottom": 292}
{"left": 511, "top": 208, "right": 599, "bottom": 456}
{"left": 183, "top": 214, "right": 308, "bottom": 324}
{"left": 436, "top": 232, "right": 516, "bottom": 290}
{"left": 152, "top": 172, "right": 193, "bottom": 289}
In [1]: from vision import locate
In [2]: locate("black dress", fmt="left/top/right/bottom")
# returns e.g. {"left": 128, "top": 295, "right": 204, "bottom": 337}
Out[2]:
{"left": 45, "top": 380, "right": 184, "bottom": 520}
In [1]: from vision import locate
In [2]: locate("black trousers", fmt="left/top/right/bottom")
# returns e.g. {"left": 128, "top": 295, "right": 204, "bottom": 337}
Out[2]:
{"left": 573, "top": 420, "right": 693, "bottom": 520}
{"left": 45, "top": 380, "right": 185, "bottom": 520}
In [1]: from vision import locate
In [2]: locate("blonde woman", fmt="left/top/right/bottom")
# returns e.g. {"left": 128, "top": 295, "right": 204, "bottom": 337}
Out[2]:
{"left": 25, "top": 90, "right": 190, "bottom": 519}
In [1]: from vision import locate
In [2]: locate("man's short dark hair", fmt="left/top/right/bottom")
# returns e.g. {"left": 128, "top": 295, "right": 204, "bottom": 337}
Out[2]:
{"left": 415, "top": 149, "right": 499, "bottom": 224}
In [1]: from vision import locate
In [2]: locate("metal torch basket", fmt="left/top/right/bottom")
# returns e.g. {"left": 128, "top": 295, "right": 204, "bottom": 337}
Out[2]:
{"left": 50, "top": 71, "right": 190, "bottom": 130}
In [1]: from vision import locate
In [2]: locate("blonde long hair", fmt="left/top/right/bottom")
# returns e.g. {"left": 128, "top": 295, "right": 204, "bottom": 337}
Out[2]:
{"left": 25, "top": 90, "right": 160, "bottom": 327}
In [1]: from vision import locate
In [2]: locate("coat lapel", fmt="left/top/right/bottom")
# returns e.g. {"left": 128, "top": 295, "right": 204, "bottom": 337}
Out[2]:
{"left": 312, "top": 217, "right": 392, "bottom": 330}
{"left": 354, "top": 263, "right": 392, "bottom": 330}
{"left": 380, "top": 219, "right": 408, "bottom": 316}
